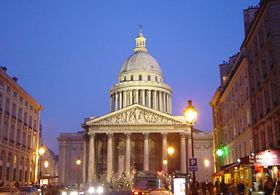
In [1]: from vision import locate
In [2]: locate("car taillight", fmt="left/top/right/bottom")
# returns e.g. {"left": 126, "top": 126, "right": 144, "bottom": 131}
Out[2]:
{"left": 133, "top": 191, "right": 142, "bottom": 195}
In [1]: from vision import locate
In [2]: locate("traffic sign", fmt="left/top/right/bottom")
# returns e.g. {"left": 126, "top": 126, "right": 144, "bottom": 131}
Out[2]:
{"left": 189, "top": 158, "right": 198, "bottom": 171}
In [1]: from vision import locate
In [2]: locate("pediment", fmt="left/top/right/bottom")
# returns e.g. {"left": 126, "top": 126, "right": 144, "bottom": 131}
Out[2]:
{"left": 86, "top": 104, "right": 186, "bottom": 126}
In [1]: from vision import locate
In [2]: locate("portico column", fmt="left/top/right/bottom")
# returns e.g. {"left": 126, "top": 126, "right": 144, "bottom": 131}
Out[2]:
{"left": 148, "top": 90, "right": 151, "bottom": 108}
{"left": 162, "top": 133, "right": 167, "bottom": 172}
{"left": 107, "top": 133, "right": 113, "bottom": 181}
{"left": 125, "top": 133, "right": 131, "bottom": 175}
{"left": 88, "top": 132, "right": 95, "bottom": 183}
{"left": 124, "top": 91, "right": 127, "bottom": 108}
{"left": 180, "top": 133, "right": 187, "bottom": 173}
{"left": 115, "top": 93, "right": 118, "bottom": 111}
{"left": 82, "top": 134, "right": 87, "bottom": 183}
{"left": 144, "top": 133, "right": 149, "bottom": 171}
{"left": 169, "top": 94, "right": 172, "bottom": 114}
{"left": 119, "top": 91, "right": 123, "bottom": 109}
{"left": 166, "top": 94, "right": 169, "bottom": 113}
{"left": 142, "top": 90, "right": 146, "bottom": 106}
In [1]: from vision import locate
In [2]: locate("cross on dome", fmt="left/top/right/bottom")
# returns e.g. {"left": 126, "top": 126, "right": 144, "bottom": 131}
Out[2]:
{"left": 134, "top": 28, "right": 147, "bottom": 52}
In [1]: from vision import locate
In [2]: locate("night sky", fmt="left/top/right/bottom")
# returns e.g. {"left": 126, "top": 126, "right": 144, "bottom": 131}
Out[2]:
{"left": 0, "top": 0, "right": 259, "bottom": 152}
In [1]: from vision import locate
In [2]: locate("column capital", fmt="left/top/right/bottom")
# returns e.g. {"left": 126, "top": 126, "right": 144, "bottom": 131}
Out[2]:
{"left": 180, "top": 132, "right": 187, "bottom": 137}
{"left": 125, "top": 132, "right": 131, "bottom": 138}
{"left": 143, "top": 132, "right": 149, "bottom": 139}
{"left": 89, "top": 132, "right": 95, "bottom": 138}
{"left": 106, "top": 132, "right": 114, "bottom": 138}
{"left": 161, "top": 132, "right": 168, "bottom": 138}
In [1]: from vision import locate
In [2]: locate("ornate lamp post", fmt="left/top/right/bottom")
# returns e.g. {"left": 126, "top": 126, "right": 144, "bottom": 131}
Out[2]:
{"left": 76, "top": 159, "right": 82, "bottom": 191}
{"left": 38, "top": 146, "right": 46, "bottom": 184}
{"left": 184, "top": 100, "right": 198, "bottom": 194}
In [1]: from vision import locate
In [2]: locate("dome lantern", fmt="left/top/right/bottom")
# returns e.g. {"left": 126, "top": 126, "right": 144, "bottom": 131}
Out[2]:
{"left": 134, "top": 29, "right": 147, "bottom": 52}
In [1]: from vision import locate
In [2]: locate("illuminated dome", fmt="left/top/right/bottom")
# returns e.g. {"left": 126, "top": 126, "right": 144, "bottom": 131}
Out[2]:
{"left": 120, "top": 51, "right": 162, "bottom": 74}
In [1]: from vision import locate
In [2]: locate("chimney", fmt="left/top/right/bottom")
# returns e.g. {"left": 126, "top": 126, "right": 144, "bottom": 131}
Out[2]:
{"left": 243, "top": 6, "right": 259, "bottom": 35}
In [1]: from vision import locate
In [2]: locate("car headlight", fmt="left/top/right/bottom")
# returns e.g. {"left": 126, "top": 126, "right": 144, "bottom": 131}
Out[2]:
{"left": 88, "top": 186, "right": 95, "bottom": 194}
{"left": 69, "top": 191, "right": 78, "bottom": 195}
{"left": 96, "top": 186, "right": 104, "bottom": 194}
{"left": 61, "top": 191, "right": 67, "bottom": 195}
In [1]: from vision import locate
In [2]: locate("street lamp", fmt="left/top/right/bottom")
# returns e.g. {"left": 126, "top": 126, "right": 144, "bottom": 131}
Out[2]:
{"left": 76, "top": 159, "right": 81, "bottom": 191}
{"left": 184, "top": 100, "right": 198, "bottom": 194}
{"left": 38, "top": 146, "right": 46, "bottom": 184}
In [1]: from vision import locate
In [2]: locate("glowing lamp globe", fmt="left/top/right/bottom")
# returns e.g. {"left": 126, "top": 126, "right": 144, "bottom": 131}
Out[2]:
{"left": 184, "top": 100, "right": 198, "bottom": 125}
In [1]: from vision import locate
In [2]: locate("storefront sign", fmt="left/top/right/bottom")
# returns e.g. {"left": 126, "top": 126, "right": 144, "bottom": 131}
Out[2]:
{"left": 255, "top": 150, "right": 280, "bottom": 166}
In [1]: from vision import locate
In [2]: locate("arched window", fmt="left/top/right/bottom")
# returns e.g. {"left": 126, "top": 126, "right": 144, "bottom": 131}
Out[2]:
{"left": 0, "top": 151, "right": 5, "bottom": 180}
{"left": 147, "top": 75, "right": 151, "bottom": 81}
{"left": 139, "top": 75, "right": 142, "bottom": 81}
{"left": 6, "top": 153, "right": 12, "bottom": 181}
{"left": 131, "top": 75, "right": 134, "bottom": 81}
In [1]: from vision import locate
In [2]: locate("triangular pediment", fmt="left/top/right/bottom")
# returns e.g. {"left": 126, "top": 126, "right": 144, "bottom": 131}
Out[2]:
{"left": 86, "top": 104, "right": 186, "bottom": 126}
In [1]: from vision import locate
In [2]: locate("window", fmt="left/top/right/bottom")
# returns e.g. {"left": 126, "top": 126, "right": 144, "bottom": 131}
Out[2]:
{"left": 147, "top": 75, "right": 151, "bottom": 81}
{"left": 130, "top": 75, "right": 133, "bottom": 81}
{"left": 5, "top": 98, "right": 10, "bottom": 113}
{"left": 139, "top": 75, "right": 142, "bottom": 81}
{"left": 155, "top": 77, "right": 158, "bottom": 82}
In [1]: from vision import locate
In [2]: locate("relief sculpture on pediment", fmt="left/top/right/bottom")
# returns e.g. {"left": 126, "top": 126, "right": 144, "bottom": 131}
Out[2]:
{"left": 93, "top": 107, "right": 177, "bottom": 125}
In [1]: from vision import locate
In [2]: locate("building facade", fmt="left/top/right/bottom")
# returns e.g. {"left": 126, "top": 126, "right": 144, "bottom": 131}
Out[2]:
{"left": 211, "top": 0, "right": 280, "bottom": 188}
{"left": 40, "top": 146, "right": 59, "bottom": 186}
{"left": 57, "top": 133, "right": 83, "bottom": 187}
{"left": 0, "top": 67, "right": 43, "bottom": 186}
{"left": 81, "top": 31, "right": 213, "bottom": 185}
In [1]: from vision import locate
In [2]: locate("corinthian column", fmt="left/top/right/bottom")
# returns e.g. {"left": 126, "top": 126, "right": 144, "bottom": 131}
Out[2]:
{"left": 88, "top": 132, "right": 95, "bottom": 183}
{"left": 153, "top": 91, "right": 157, "bottom": 110}
{"left": 119, "top": 91, "right": 123, "bottom": 109}
{"left": 162, "top": 133, "right": 167, "bottom": 172}
{"left": 142, "top": 90, "right": 146, "bottom": 106}
{"left": 148, "top": 90, "right": 151, "bottom": 108}
{"left": 125, "top": 133, "right": 131, "bottom": 175}
{"left": 130, "top": 90, "right": 133, "bottom": 105}
{"left": 115, "top": 93, "right": 118, "bottom": 111}
{"left": 180, "top": 133, "right": 187, "bottom": 173}
{"left": 144, "top": 133, "right": 149, "bottom": 171}
{"left": 135, "top": 90, "right": 139, "bottom": 103}
{"left": 123, "top": 91, "right": 127, "bottom": 108}
{"left": 159, "top": 92, "right": 163, "bottom": 112}
{"left": 107, "top": 133, "right": 113, "bottom": 181}
{"left": 163, "top": 93, "right": 166, "bottom": 112}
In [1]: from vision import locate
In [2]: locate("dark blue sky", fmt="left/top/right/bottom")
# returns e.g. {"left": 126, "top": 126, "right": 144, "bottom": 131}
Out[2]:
{"left": 0, "top": 0, "right": 259, "bottom": 152}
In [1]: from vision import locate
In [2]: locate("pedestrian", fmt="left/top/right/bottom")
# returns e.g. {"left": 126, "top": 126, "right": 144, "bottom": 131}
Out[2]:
{"left": 228, "top": 180, "right": 236, "bottom": 195}
{"left": 201, "top": 181, "right": 207, "bottom": 195}
{"left": 237, "top": 181, "right": 245, "bottom": 195}
{"left": 207, "top": 181, "right": 214, "bottom": 195}
{"left": 215, "top": 179, "right": 220, "bottom": 194}
{"left": 190, "top": 179, "right": 199, "bottom": 195}
{"left": 264, "top": 177, "right": 274, "bottom": 195}
{"left": 219, "top": 179, "right": 227, "bottom": 195}
{"left": 274, "top": 181, "right": 280, "bottom": 194}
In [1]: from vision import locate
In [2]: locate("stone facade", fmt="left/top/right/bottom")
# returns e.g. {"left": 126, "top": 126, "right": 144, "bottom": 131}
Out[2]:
{"left": 0, "top": 67, "right": 43, "bottom": 186}
{"left": 57, "top": 133, "right": 83, "bottom": 187}
{"left": 40, "top": 146, "right": 59, "bottom": 185}
{"left": 211, "top": 0, "right": 280, "bottom": 175}
{"left": 82, "top": 31, "right": 213, "bottom": 184}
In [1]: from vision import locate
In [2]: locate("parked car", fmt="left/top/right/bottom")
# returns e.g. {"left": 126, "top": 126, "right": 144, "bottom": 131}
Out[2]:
{"left": 18, "top": 186, "right": 39, "bottom": 195}
{"left": 0, "top": 187, "right": 20, "bottom": 195}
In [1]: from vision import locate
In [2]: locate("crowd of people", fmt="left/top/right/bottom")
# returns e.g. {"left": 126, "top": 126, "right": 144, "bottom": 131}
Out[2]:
{"left": 189, "top": 177, "right": 280, "bottom": 195}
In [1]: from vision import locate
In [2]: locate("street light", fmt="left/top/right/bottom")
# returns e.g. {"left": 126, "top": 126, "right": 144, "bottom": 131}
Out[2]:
{"left": 184, "top": 100, "right": 198, "bottom": 194}
{"left": 76, "top": 159, "right": 82, "bottom": 191}
{"left": 38, "top": 146, "right": 46, "bottom": 184}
